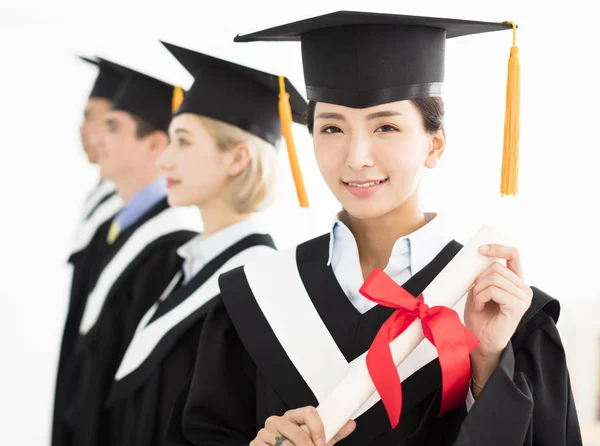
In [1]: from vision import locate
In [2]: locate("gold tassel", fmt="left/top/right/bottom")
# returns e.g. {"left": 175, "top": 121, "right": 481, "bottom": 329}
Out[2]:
{"left": 172, "top": 86, "right": 184, "bottom": 113}
{"left": 278, "top": 76, "right": 309, "bottom": 208}
{"left": 501, "top": 22, "right": 520, "bottom": 196}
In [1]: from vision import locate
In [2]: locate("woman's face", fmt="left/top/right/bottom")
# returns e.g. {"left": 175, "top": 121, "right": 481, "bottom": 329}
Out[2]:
{"left": 312, "top": 100, "right": 445, "bottom": 220}
{"left": 158, "top": 114, "right": 233, "bottom": 207}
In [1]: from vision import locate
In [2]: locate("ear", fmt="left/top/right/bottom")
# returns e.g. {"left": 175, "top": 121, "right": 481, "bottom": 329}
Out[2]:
{"left": 147, "top": 131, "right": 170, "bottom": 160}
{"left": 227, "top": 142, "right": 252, "bottom": 178}
{"left": 424, "top": 127, "right": 446, "bottom": 169}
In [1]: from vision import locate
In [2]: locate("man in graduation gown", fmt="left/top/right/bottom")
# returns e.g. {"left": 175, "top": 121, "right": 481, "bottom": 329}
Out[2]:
{"left": 165, "top": 11, "right": 582, "bottom": 446}
{"left": 74, "top": 56, "right": 124, "bottom": 234}
{"left": 52, "top": 56, "right": 125, "bottom": 446}
{"left": 53, "top": 60, "right": 202, "bottom": 446}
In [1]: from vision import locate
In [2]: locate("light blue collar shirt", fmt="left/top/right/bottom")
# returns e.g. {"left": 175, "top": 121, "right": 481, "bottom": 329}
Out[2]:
{"left": 114, "top": 177, "right": 168, "bottom": 233}
{"left": 327, "top": 211, "right": 450, "bottom": 313}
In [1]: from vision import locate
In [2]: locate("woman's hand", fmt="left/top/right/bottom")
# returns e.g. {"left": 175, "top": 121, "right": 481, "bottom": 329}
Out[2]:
{"left": 464, "top": 244, "right": 533, "bottom": 396}
{"left": 250, "top": 406, "right": 356, "bottom": 446}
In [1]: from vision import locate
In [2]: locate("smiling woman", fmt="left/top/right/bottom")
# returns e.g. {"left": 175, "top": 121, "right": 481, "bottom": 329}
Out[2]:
{"left": 167, "top": 10, "right": 583, "bottom": 446}
{"left": 309, "top": 98, "right": 445, "bottom": 219}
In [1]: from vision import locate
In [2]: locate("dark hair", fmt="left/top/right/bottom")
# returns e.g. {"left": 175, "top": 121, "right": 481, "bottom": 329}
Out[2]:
{"left": 305, "top": 97, "right": 445, "bottom": 134}
{"left": 131, "top": 114, "right": 158, "bottom": 139}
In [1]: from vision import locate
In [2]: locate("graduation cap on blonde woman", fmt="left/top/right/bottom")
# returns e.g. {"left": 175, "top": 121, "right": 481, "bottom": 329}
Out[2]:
{"left": 161, "top": 42, "right": 310, "bottom": 207}
{"left": 234, "top": 11, "right": 521, "bottom": 196}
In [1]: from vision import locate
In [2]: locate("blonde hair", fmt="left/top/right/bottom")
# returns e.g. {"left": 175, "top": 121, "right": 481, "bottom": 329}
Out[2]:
{"left": 197, "top": 115, "right": 277, "bottom": 214}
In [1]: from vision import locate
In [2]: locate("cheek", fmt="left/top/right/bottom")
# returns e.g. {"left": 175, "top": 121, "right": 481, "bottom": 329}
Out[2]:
{"left": 314, "top": 138, "right": 344, "bottom": 179}
{"left": 105, "top": 133, "right": 128, "bottom": 157}
{"left": 181, "top": 147, "right": 222, "bottom": 185}
{"left": 107, "top": 135, "right": 121, "bottom": 153}
{"left": 381, "top": 134, "right": 426, "bottom": 170}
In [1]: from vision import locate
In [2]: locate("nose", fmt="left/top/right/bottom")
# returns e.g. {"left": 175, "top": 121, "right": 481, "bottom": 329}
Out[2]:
{"left": 157, "top": 142, "right": 175, "bottom": 171}
{"left": 346, "top": 132, "right": 375, "bottom": 171}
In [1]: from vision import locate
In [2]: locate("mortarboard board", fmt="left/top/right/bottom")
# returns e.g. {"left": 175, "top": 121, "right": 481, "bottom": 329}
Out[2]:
{"left": 78, "top": 56, "right": 124, "bottom": 101}
{"left": 162, "top": 41, "right": 310, "bottom": 207}
{"left": 235, "top": 11, "right": 520, "bottom": 196}
{"left": 99, "top": 58, "right": 176, "bottom": 133}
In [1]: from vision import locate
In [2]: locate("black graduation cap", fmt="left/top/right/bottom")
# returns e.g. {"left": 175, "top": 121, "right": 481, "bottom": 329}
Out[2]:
{"left": 78, "top": 56, "right": 124, "bottom": 101}
{"left": 98, "top": 58, "right": 176, "bottom": 133}
{"left": 161, "top": 41, "right": 308, "bottom": 148}
{"left": 235, "top": 11, "right": 513, "bottom": 108}
{"left": 235, "top": 11, "right": 521, "bottom": 196}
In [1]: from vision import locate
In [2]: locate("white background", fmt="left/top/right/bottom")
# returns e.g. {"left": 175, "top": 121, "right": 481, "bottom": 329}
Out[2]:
{"left": 1, "top": 0, "right": 599, "bottom": 443}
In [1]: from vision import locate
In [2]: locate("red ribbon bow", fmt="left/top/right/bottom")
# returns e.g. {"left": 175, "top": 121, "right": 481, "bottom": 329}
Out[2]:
{"left": 360, "top": 269, "right": 479, "bottom": 428}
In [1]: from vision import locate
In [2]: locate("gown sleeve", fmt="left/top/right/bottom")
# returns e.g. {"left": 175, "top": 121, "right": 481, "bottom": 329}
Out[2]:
{"left": 453, "top": 307, "right": 583, "bottom": 446}
{"left": 69, "top": 245, "right": 186, "bottom": 446}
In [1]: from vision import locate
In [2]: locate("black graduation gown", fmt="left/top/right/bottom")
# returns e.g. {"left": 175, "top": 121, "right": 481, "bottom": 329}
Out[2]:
{"left": 52, "top": 189, "right": 122, "bottom": 446}
{"left": 106, "top": 233, "right": 277, "bottom": 446}
{"left": 83, "top": 179, "right": 116, "bottom": 211}
{"left": 57, "top": 199, "right": 199, "bottom": 446}
{"left": 166, "top": 234, "right": 582, "bottom": 446}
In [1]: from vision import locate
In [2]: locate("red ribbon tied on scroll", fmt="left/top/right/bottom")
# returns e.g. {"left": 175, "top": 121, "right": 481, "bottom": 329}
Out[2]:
{"left": 359, "top": 268, "right": 479, "bottom": 428}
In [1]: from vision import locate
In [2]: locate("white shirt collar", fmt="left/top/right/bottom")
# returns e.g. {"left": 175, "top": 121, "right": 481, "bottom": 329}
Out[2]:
{"left": 327, "top": 211, "right": 452, "bottom": 275}
{"left": 327, "top": 211, "right": 453, "bottom": 314}
{"left": 177, "top": 217, "right": 262, "bottom": 284}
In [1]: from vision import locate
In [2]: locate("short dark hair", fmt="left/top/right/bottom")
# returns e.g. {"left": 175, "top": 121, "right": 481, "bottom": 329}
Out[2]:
{"left": 305, "top": 97, "right": 445, "bottom": 134}
{"left": 131, "top": 114, "right": 158, "bottom": 139}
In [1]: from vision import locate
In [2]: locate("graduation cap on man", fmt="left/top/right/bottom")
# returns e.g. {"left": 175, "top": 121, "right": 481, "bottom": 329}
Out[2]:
{"left": 97, "top": 57, "right": 178, "bottom": 133}
{"left": 78, "top": 56, "right": 125, "bottom": 101}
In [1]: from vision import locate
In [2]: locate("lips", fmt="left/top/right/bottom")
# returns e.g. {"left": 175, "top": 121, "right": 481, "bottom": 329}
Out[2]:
{"left": 344, "top": 179, "right": 387, "bottom": 188}
{"left": 343, "top": 178, "right": 388, "bottom": 197}
{"left": 166, "top": 178, "right": 181, "bottom": 188}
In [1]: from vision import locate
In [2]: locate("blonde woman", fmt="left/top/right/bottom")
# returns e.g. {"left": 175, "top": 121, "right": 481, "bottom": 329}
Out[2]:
{"left": 106, "top": 42, "right": 307, "bottom": 446}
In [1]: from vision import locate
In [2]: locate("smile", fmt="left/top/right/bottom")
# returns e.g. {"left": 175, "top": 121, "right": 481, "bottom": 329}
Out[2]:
{"left": 344, "top": 179, "right": 387, "bottom": 188}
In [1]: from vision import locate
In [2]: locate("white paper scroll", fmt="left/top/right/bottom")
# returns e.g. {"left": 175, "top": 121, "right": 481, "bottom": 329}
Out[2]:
{"left": 317, "top": 224, "right": 509, "bottom": 442}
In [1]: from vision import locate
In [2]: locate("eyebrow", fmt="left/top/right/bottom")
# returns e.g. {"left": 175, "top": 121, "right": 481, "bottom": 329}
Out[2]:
{"left": 174, "top": 128, "right": 193, "bottom": 135}
{"left": 315, "top": 110, "right": 404, "bottom": 121}
{"left": 365, "top": 110, "right": 403, "bottom": 120}
{"left": 315, "top": 112, "right": 346, "bottom": 121}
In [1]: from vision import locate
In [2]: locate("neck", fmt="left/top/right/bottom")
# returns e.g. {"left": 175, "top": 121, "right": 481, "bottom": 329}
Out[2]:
{"left": 114, "top": 169, "right": 162, "bottom": 204}
{"left": 346, "top": 193, "right": 427, "bottom": 280}
{"left": 198, "top": 200, "right": 252, "bottom": 238}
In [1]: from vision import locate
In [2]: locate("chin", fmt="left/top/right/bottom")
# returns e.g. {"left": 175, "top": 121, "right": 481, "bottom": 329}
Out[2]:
{"left": 167, "top": 193, "right": 194, "bottom": 208}
{"left": 99, "top": 163, "right": 117, "bottom": 182}
{"left": 338, "top": 191, "right": 404, "bottom": 221}
{"left": 339, "top": 200, "right": 392, "bottom": 220}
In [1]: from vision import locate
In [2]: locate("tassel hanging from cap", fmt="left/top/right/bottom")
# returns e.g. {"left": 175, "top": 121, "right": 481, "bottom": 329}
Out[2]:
{"left": 172, "top": 85, "right": 184, "bottom": 113}
{"left": 501, "top": 21, "right": 520, "bottom": 196}
{"left": 278, "top": 75, "right": 309, "bottom": 208}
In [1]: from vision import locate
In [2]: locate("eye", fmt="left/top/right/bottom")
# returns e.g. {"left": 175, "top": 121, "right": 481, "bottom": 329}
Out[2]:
{"left": 375, "top": 124, "right": 399, "bottom": 133}
{"left": 178, "top": 138, "right": 190, "bottom": 147}
{"left": 321, "top": 126, "right": 343, "bottom": 134}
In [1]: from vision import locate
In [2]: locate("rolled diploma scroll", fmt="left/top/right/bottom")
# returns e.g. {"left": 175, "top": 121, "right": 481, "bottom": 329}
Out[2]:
{"left": 317, "top": 224, "right": 509, "bottom": 443}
